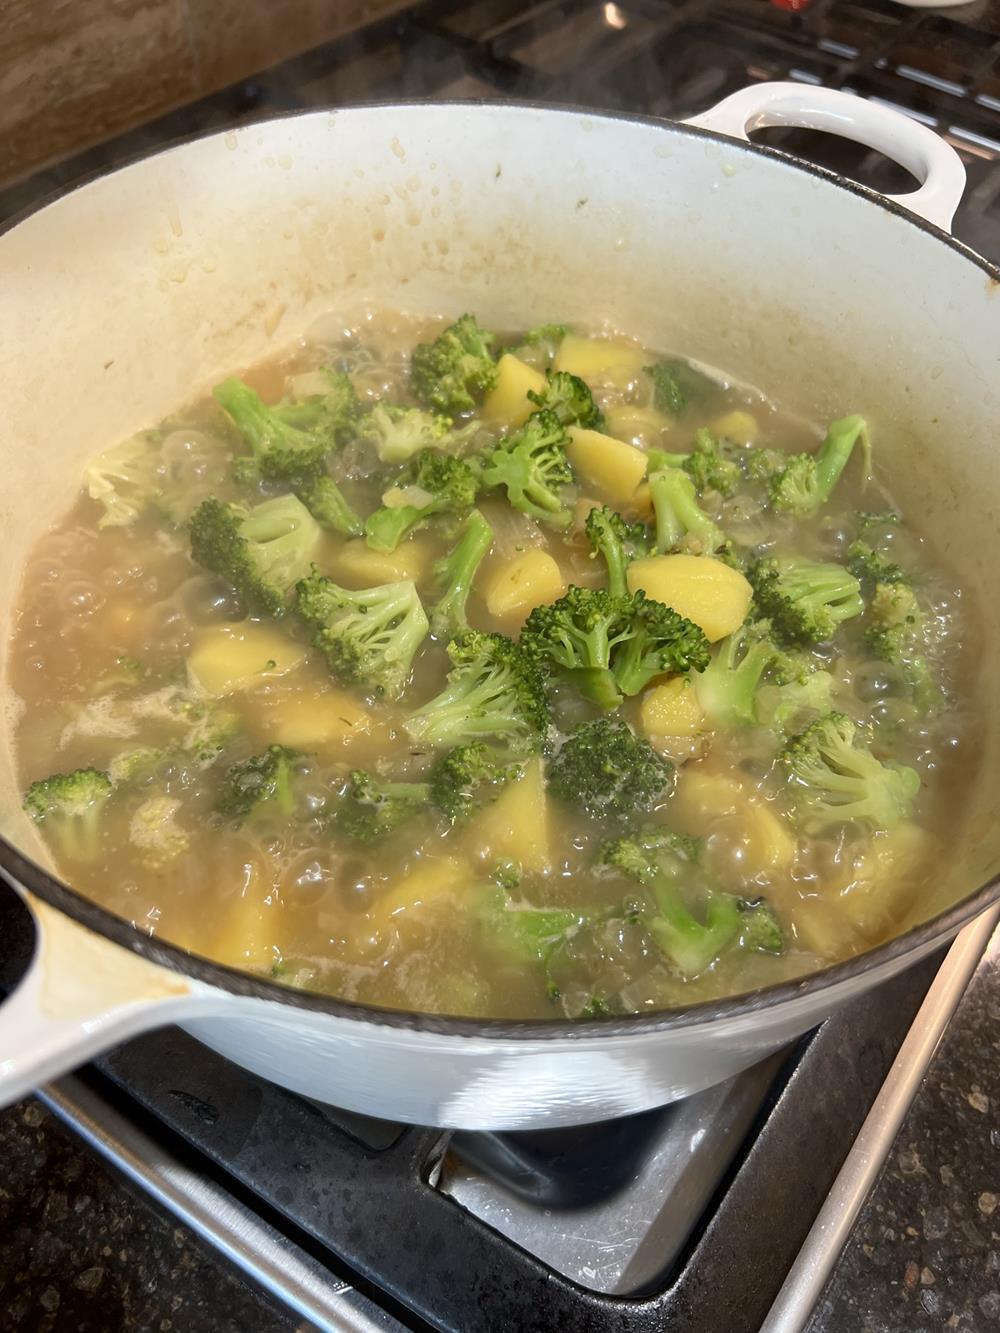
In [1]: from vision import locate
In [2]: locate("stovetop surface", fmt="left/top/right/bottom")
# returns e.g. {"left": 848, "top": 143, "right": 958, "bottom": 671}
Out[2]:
{"left": 2, "top": 0, "right": 1000, "bottom": 1330}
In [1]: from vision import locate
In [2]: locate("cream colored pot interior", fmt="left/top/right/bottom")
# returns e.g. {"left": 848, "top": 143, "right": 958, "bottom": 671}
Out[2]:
{"left": 3, "top": 104, "right": 1000, "bottom": 930}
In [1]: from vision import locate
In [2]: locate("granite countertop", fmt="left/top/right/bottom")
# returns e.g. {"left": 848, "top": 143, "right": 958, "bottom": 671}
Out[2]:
{"left": 0, "top": 930, "right": 996, "bottom": 1331}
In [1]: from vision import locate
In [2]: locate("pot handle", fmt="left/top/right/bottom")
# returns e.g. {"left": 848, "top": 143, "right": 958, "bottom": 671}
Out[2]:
{"left": 685, "top": 81, "right": 966, "bottom": 232}
{"left": 0, "top": 892, "right": 215, "bottom": 1109}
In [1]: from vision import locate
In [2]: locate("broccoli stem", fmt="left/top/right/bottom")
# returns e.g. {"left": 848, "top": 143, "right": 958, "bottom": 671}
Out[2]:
{"left": 816, "top": 415, "right": 870, "bottom": 498}
{"left": 649, "top": 467, "right": 724, "bottom": 555}
{"left": 431, "top": 510, "right": 494, "bottom": 638}
{"left": 649, "top": 883, "right": 741, "bottom": 977}
{"left": 296, "top": 475, "right": 363, "bottom": 537}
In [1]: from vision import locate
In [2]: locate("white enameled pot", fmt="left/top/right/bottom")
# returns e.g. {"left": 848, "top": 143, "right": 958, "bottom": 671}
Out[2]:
{"left": 2, "top": 85, "right": 1000, "bottom": 1130}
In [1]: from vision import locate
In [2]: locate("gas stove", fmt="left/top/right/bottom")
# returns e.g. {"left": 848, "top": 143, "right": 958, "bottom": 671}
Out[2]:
{"left": 3, "top": 1, "right": 1000, "bottom": 1330}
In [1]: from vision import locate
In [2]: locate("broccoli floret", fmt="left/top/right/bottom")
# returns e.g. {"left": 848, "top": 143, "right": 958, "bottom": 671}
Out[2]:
{"left": 644, "top": 360, "right": 718, "bottom": 417}
{"left": 522, "top": 323, "right": 570, "bottom": 350}
{"left": 189, "top": 494, "right": 322, "bottom": 617}
{"left": 585, "top": 505, "right": 650, "bottom": 598}
{"left": 295, "top": 571, "right": 429, "bottom": 698}
{"left": 683, "top": 428, "right": 743, "bottom": 498}
{"left": 356, "top": 403, "right": 454, "bottom": 465}
{"left": 24, "top": 768, "right": 114, "bottom": 861}
{"left": 85, "top": 432, "right": 164, "bottom": 529}
{"left": 365, "top": 450, "right": 481, "bottom": 553}
{"left": 128, "top": 795, "right": 189, "bottom": 867}
{"left": 782, "top": 712, "right": 920, "bottom": 832}
{"left": 334, "top": 769, "right": 431, "bottom": 842}
{"left": 757, "top": 667, "right": 835, "bottom": 735}
{"left": 429, "top": 510, "right": 494, "bottom": 638}
{"left": 410, "top": 314, "right": 497, "bottom": 414}
{"left": 481, "top": 409, "right": 574, "bottom": 528}
{"left": 521, "top": 586, "right": 630, "bottom": 711}
{"left": 216, "top": 745, "right": 300, "bottom": 823}
{"left": 600, "top": 826, "right": 700, "bottom": 883}
{"left": 429, "top": 743, "right": 522, "bottom": 823}
{"left": 295, "top": 474, "right": 363, "bottom": 537}
{"left": 865, "top": 582, "right": 939, "bottom": 709}
{"left": 847, "top": 538, "right": 906, "bottom": 587}
{"left": 750, "top": 556, "right": 863, "bottom": 646}
{"left": 404, "top": 630, "right": 550, "bottom": 753}
{"left": 612, "top": 593, "right": 712, "bottom": 697}
{"left": 743, "top": 445, "right": 787, "bottom": 482}
{"left": 478, "top": 884, "right": 582, "bottom": 964}
{"left": 695, "top": 617, "right": 779, "bottom": 728}
{"left": 527, "top": 369, "right": 603, "bottom": 428}
{"left": 769, "top": 415, "right": 870, "bottom": 518}
{"left": 738, "top": 898, "right": 784, "bottom": 954}
{"left": 216, "top": 371, "right": 357, "bottom": 484}
{"left": 548, "top": 718, "right": 674, "bottom": 820}
{"left": 648, "top": 466, "right": 727, "bottom": 556}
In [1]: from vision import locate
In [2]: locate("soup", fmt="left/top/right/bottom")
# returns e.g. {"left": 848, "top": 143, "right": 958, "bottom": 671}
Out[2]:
{"left": 8, "top": 313, "right": 970, "bottom": 1019}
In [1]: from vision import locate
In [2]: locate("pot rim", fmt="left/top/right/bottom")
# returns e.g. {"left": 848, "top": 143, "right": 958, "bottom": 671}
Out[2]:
{"left": 2, "top": 98, "right": 998, "bottom": 1042}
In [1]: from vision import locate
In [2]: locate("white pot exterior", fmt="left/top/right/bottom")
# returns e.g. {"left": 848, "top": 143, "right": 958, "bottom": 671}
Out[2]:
{"left": 2, "top": 100, "right": 1000, "bottom": 1128}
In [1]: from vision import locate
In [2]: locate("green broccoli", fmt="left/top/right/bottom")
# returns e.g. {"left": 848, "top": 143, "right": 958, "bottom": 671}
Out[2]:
{"left": 429, "top": 743, "right": 522, "bottom": 823}
{"left": 128, "top": 795, "right": 190, "bottom": 867}
{"left": 527, "top": 369, "right": 603, "bottom": 428}
{"left": 695, "top": 617, "right": 779, "bottom": 728}
{"left": 644, "top": 359, "right": 718, "bottom": 418}
{"left": 648, "top": 466, "right": 727, "bottom": 556}
{"left": 364, "top": 450, "right": 481, "bottom": 553}
{"left": 682, "top": 428, "right": 743, "bottom": 497}
{"left": 215, "top": 371, "right": 357, "bottom": 485}
{"left": 404, "top": 630, "right": 550, "bottom": 753}
{"left": 85, "top": 432, "right": 164, "bottom": 529}
{"left": 738, "top": 898, "right": 785, "bottom": 954}
{"left": 611, "top": 592, "right": 712, "bottom": 697}
{"left": 522, "top": 323, "right": 570, "bottom": 351}
{"left": 334, "top": 769, "right": 432, "bottom": 842}
{"left": 864, "top": 582, "right": 939, "bottom": 709}
{"left": 23, "top": 767, "right": 114, "bottom": 862}
{"left": 750, "top": 556, "right": 863, "bottom": 645}
{"left": 294, "top": 474, "right": 363, "bottom": 538}
{"left": 743, "top": 445, "right": 787, "bottom": 482}
{"left": 478, "top": 883, "right": 582, "bottom": 964}
{"left": 585, "top": 505, "right": 650, "bottom": 598}
{"left": 847, "top": 539, "right": 905, "bottom": 586}
{"left": 429, "top": 510, "right": 494, "bottom": 638}
{"left": 769, "top": 415, "right": 870, "bottom": 518}
{"left": 216, "top": 745, "right": 300, "bottom": 823}
{"left": 295, "top": 571, "right": 429, "bottom": 698}
{"left": 757, "top": 663, "right": 835, "bottom": 735}
{"left": 600, "top": 826, "right": 700, "bottom": 883}
{"left": 410, "top": 314, "right": 497, "bottom": 414}
{"left": 782, "top": 712, "right": 920, "bottom": 832}
{"left": 521, "top": 586, "right": 630, "bottom": 710}
{"left": 189, "top": 493, "right": 322, "bottom": 617}
{"left": 547, "top": 717, "right": 674, "bottom": 820}
{"left": 356, "top": 403, "right": 454, "bottom": 465}
{"left": 481, "top": 409, "right": 574, "bottom": 528}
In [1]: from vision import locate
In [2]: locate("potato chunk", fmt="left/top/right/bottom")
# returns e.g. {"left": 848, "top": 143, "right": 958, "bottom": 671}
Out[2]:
{"left": 483, "top": 353, "right": 547, "bottom": 428}
{"left": 555, "top": 336, "right": 647, "bottom": 385}
{"left": 641, "top": 677, "right": 705, "bottom": 739}
{"left": 254, "top": 689, "right": 371, "bottom": 751}
{"left": 187, "top": 623, "right": 307, "bottom": 696}
{"left": 485, "top": 550, "right": 566, "bottom": 621}
{"left": 333, "top": 537, "right": 434, "bottom": 587}
{"left": 627, "top": 554, "right": 752, "bottom": 642}
{"left": 473, "top": 758, "right": 552, "bottom": 874}
{"left": 711, "top": 409, "right": 759, "bottom": 445}
{"left": 567, "top": 426, "right": 648, "bottom": 505}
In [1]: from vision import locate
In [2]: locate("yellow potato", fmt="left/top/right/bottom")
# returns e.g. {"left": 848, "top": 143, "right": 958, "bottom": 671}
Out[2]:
{"left": 711, "top": 409, "right": 759, "bottom": 445}
{"left": 371, "top": 855, "right": 469, "bottom": 933}
{"left": 835, "top": 824, "right": 933, "bottom": 940}
{"left": 627, "top": 554, "right": 752, "bottom": 642}
{"left": 187, "top": 623, "right": 307, "bottom": 696}
{"left": 474, "top": 758, "right": 552, "bottom": 874}
{"left": 743, "top": 802, "right": 797, "bottom": 874}
{"left": 333, "top": 537, "right": 434, "bottom": 587}
{"left": 555, "top": 335, "right": 647, "bottom": 385}
{"left": 674, "top": 770, "right": 796, "bottom": 876}
{"left": 567, "top": 426, "right": 648, "bottom": 505}
{"left": 485, "top": 550, "right": 566, "bottom": 620}
{"left": 641, "top": 677, "right": 705, "bottom": 739}
{"left": 483, "top": 353, "right": 547, "bottom": 428}
{"left": 604, "top": 405, "right": 673, "bottom": 447}
{"left": 254, "top": 689, "right": 370, "bottom": 751}
{"left": 674, "top": 770, "right": 744, "bottom": 829}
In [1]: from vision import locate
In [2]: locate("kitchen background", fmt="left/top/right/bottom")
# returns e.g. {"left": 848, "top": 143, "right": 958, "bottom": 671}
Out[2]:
{"left": 2, "top": 1, "right": 1000, "bottom": 1331}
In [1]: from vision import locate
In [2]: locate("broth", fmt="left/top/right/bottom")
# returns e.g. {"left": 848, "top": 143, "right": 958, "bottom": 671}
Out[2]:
{"left": 7, "top": 312, "right": 971, "bottom": 1019}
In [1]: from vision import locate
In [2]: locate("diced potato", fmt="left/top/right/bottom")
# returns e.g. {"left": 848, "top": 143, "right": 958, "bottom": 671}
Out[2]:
{"left": 743, "top": 802, "right": 797, "bottom": 874}
{"left": 485, "top": 550, "right": 566, "bottom": 621}
{"left": 334, "top": 537, "right": 434, "bottom": 587}
{"left": 674, "top": 769, "right": 797, "bottom": 877}
{"left": 473, "top": 758, "right": 552, "bottom": 875}
{"left": 483, "top": 353, "right": 547, "bottom": 428}
{"left": 567, "top": 426, "right": 648, "bottom": 505}
{"left": 711, "top": 409, "right": 759, "bottom": 445}
{"left": 187, "top": 623, "right": 307, "bottom": 696}
{"left": 371, "top": 855, "right": 469, "bottom": 933}
{"left": 641, "top": 677, "right": 705, "bottom": 739}
{"left": 627, "top": 554, "right": 752, "bottom": 642}
{"left": 836, "top": 824, "right": 933, "bottom": 940}
{"left": 555, "top": 335, "right": 648, "bottom": 386}
{"left": 254, "top": 689, "right": 370, "bottom": 751}
{"left": 674, "top": 770, "right": 744, "bottom": 829}
{"left": 793, "top": 898, "right": 861, "bottom": 960}
{"left": 630, "top": 482, "right": 653, "bottom": 520}
{"left": 604, "top": 405, "right": 672, "bottom": 447}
